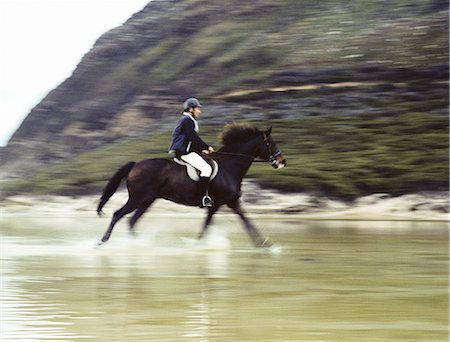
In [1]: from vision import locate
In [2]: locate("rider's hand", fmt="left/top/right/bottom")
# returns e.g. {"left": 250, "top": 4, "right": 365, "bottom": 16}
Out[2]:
{"left": 203, "top": 146, "right": 214, "bottom": 154}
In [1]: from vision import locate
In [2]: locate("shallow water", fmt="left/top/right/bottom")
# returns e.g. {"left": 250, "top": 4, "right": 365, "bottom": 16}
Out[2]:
{"left": 1, "top": 215, "right": 448, "bottom": 341}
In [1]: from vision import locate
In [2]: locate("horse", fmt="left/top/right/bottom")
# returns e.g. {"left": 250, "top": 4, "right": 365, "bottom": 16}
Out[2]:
{"left": 96, "top": 123, "right": 287, "bottom": 248}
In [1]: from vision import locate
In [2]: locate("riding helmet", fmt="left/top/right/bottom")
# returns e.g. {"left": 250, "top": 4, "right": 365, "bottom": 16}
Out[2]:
{"left": 183, "top": 98, "right": 202, "bottom": 110}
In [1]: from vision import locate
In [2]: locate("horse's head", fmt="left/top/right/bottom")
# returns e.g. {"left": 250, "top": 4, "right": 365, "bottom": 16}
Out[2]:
{"left": 219, "top": 123, "right": 286, "bottom": 168}
{"left": 258, "top": 127, "right": 286, "bottom": 169}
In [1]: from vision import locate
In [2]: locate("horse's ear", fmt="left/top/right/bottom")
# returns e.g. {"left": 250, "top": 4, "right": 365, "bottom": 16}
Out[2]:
{"left": 265, "top": 127, "right": 272, "bottom": 135}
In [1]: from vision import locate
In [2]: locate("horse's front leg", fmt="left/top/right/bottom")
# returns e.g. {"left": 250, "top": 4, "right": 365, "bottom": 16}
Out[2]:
{"left": 227, "top": 200, "right": 272, "bottom": 248}
{"left": 198, "top": 205, "right": 219, "bottom": 240}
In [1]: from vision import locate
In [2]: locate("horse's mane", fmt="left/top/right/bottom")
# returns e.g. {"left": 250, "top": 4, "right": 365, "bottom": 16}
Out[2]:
{"left": 219, "top": 123, "right": 261, "bottom": 147}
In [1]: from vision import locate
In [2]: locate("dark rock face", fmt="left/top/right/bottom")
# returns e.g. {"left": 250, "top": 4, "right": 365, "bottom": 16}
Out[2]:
{"left": 1, "top": 0, "right": 448, "bottom": 179}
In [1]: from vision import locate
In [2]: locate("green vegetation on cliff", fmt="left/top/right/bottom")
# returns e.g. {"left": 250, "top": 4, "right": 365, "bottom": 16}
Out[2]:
{"left": 3, "top": 111, "right": 447, "bottom": 200}
{"left": 0, "top": 0, "right": 448, "bottom": 199}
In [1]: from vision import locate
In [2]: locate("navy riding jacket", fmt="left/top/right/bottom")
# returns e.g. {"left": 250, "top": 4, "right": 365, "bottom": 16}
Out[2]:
{"left": 169, "top": 112, "right": 209, "bottom": 156}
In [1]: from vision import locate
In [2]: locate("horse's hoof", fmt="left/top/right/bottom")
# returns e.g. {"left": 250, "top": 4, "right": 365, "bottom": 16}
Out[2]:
{"left": 266, "top": 244, "right": 283, "bottom": 254}
{"left": 260, "top": 238, "right": 273, "bottom": 249}
{"left": 261, "top": 240, "right": 282, "bottom": 254}
{"left": 95, "top": 240, "right": 105, "bottom": 248}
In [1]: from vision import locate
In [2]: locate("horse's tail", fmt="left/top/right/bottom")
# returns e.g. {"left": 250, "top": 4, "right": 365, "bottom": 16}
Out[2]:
{"left": 97, "top": 161, "right": 136, "bottom": 216}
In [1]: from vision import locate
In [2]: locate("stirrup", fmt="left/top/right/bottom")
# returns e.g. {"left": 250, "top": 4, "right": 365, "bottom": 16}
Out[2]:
{"left": 201, "top": 195, "right": 214, "bottom": 208}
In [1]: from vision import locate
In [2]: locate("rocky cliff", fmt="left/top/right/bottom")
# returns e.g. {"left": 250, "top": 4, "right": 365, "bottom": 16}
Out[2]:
{"left": 1, "top": 0, "right": 448, "bottom": 197}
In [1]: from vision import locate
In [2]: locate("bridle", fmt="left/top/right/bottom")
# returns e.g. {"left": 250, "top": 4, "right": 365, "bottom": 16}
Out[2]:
{"left": 263, "top": 133, "right": 282, "bottom": 167}
{"left": 211, "top": 134, "right": 282, "bottom": 165}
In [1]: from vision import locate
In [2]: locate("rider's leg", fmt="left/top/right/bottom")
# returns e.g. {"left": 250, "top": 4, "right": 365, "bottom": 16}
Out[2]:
{"left": 198, "top": 177, "right": 213, "bottom": 207}
{"left": 180, "top": 152, "right": 212, "bottom": 177}
{"left": 180, "top": 152, "right": 214, "bottom": 207}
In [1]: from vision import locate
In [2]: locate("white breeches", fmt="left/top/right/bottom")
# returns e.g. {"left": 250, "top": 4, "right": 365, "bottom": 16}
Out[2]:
{"left": 181, "top": 152, "right": 212, "bottom": 177}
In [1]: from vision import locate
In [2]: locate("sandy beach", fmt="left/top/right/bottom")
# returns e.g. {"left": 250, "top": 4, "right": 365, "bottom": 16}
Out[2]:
{"left": 1, "top": 180, "right": 448, "bottom": 222}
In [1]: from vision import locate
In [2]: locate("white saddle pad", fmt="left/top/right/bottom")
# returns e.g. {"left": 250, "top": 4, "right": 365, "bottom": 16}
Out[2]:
{"left": 173, "top": 158, "right": 219, "bottom": 182}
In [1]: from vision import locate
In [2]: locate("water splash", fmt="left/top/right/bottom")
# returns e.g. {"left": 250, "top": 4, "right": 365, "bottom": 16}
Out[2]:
{"left": 182, "top": 228, "right": 231, "bottom": 251}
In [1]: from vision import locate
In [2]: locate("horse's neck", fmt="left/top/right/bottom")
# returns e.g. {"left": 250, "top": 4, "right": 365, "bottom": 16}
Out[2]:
{"left": 220, "top": 137, "right": 260, "bottom": 179}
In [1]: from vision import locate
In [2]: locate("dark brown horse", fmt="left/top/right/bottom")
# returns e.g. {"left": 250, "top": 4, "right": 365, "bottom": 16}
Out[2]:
{"left": 97, "top": 123, "right": 286, "bottom": 248}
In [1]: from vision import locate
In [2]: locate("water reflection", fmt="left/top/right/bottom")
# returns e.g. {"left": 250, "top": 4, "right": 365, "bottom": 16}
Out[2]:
{"left": 1, "top": 217, "right": 448, "bottom": 341}
{"left": 2, "top": 272, "right": 94, "bottom": 340}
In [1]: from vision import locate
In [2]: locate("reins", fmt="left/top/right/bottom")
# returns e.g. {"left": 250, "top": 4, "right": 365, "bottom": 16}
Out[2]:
{"left": 210, "top": 151, "right": 267, "bottom": 163}
{"left": 208, "top": 131, "right": 281, "bottom": 164}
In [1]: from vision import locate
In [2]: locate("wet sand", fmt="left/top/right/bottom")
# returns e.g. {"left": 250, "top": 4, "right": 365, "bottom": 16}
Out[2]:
{"left": 2, "top": 181, "right": 448, "bottom": 221}
{"left": 2, "top": 216, "right": 448, "bottom": 341}
{"left": 1, "top": 182, "right": 448, "bottom": 341}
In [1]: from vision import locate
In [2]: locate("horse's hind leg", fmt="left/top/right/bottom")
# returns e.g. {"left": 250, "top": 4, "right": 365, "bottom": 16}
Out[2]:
{"left": 99, "top": 199, "right": 138, "bottom": 244}
{"left": 128, "top": 198, "right": 155, "bottom": 234}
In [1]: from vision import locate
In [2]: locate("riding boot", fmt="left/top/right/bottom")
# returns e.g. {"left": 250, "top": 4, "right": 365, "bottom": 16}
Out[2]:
{"left": 199, "top": 177, "right": 213, "bottom": 208}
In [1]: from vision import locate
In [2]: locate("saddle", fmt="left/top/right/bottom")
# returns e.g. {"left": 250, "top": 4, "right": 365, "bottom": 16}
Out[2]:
{"left": 173, "top": 157, "right": 219, "bottom": 182}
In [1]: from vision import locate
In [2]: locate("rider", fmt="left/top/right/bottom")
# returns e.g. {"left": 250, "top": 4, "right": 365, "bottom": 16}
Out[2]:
{"left": 169, "top": 98, "right": 215, "bottom": 208}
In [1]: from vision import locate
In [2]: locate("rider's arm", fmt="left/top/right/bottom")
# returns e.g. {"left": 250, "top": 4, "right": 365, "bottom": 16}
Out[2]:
{"left": 181, "top": 119, "right": 210, "bottom": 151}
